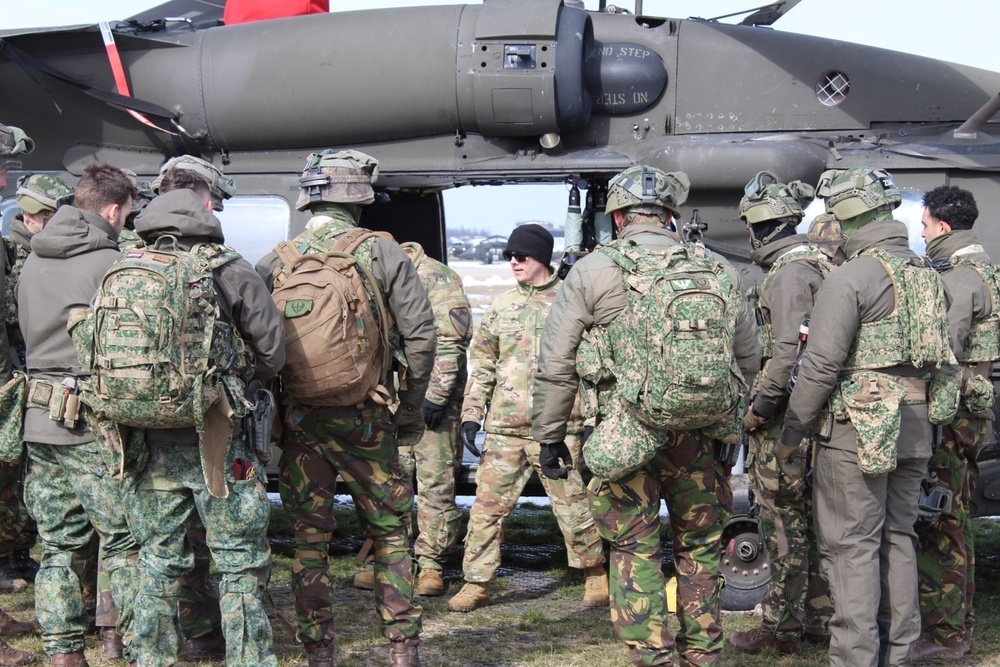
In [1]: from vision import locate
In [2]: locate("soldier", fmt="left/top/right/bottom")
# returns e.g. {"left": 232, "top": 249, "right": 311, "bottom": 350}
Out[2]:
{"left": 256, "top": 149, "right": 434, "bottom": 667}
{"left": 911, "top": 186, "right": 991, "bottom": 662}
{"left": 729, "top": 172, "right": 833, "bottom": 655}
{"left": 354, "top": 241, "right": 472, "bottom": 596}
{"left": 778, "top": 167, "right": 954, "bottom": 666}
{"left": 447, "top": 224, "right": 608, "bottom": 615}
{"left": 18, "top": 163, "right": 140, "bottom": 666}
{"left": 532, "top": 166, "right": 760, "bottom": 667}
{"left": 120, "top": 163, "right": 283, "bottom": 667}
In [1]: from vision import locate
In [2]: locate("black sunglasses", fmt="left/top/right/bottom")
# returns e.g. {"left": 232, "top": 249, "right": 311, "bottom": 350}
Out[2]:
{"left": 503, "top": 251, "right": 529, "bottom": 263}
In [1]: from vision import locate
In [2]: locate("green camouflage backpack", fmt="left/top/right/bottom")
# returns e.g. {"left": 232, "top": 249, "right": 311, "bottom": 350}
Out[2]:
{"left": 76, "top": 237, "right": 243, "bottom": 430}
{"left": 599, "top": 239, "right": 746, "bottom": 431}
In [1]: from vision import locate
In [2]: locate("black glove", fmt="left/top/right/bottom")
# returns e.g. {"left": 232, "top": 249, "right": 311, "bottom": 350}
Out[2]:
{"left": 582, "top": 425, "right": 594, "bottom": 445}
{"left": 421, "top": 399, "right": 447, "bottom": 430}
{"left": 539, "top": 441, "right": 572, "bottom": 479}
{"left": 460, "top": 421, "right": 481, "bottom": 458}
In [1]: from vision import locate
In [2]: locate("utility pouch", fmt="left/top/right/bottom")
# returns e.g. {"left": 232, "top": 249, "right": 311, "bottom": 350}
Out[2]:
{"left": 916, "top": 476, "right": 954, "bottom": 525}
{"left": 961, "top": 373, "right": 996, "bottom": 418}
{"left": 839, "top": 372, "right": 903, "bottom": 477}
{"left": 0, "top": 372, "right": 27, "bottom": 463}
{"left": 583, "top": 394, "right": 663, "bottom": 481}
{"left": 927, "top": 371, "right": 960, "bottom": 426}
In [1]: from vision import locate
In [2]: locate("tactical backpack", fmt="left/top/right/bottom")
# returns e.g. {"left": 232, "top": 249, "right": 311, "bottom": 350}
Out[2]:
{"left": 271, "top": 228, "right": 391, "bottom": 407}
{"left": 599, "top": 240, "right": 746, "bottom": 432}
{"left": 78, "top": 237, "right": 243, "bottom": 429}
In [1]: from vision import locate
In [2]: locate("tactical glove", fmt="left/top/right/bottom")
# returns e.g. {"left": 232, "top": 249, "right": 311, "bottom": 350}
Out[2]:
{"left": 460, "top": 421, "right": 482, "bottom": 458}
{"left": 582, "top": 425, "right": 594, "bottom": 445}
{"left": 539, "top": 441, "right": 572, "bottom": 480}
{"left": 775, "top": 428, "right": 802, "bottom": 465}
{"left": 742, "top": 404, "right": 768, "bottom": 432}
{"left": 393, "top": 401, "right": 425, "bottom": 446}
{"left": 421, "top": 399, "right": 447, "bottom": 430}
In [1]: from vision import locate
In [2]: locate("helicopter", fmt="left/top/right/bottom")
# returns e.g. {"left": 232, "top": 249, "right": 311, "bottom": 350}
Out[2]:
{"left": 3, "top": 0, "right": 1000, "bottom": 611}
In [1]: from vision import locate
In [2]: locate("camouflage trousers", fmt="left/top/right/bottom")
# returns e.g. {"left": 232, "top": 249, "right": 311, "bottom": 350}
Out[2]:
{"left": 589, "top": 428, "right": 723, "bottom": 667}
{"left": 24, "top": 440, "right": 138, "bottom": 657}
{"left": 747, "top": 420, "right": 832, "bottom": 641}
{"left": 279, "top": 402, "right": 421, "bottom": 645}
{"left": 123, "top": 441, "right": 276, "bottom": 667}
{"left": 397, "top": 414, "right": 463, "bottom": 572}
{"left": 462, "top": 433, "right": 603, "bottom": 582}
{"left": 916, "top": 417, "right": 986, "bottom": 647}
{"left": 0, "top": 458, "right": 35, "bottom": 557}
{"left": 178, "top": 521, "right": 223, "bottom": 640}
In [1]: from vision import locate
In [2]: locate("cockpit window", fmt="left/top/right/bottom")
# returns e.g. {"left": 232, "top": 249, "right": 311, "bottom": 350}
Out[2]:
{"left": 215, "top": 195, "right": 290, "bottom": 265}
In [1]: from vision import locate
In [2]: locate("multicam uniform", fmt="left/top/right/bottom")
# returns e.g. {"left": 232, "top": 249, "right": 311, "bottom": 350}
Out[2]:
{"left": 746, "top": 234, "right": 833, "bottom": 643}
{"left": 782, "top": 221, "right": 953, "bottom": 666}
{"left": 533, "top": 223, "right": 760, "bottom": 667}
{"left": 256, "top": 208, "right": 435, "bottom": 649}
{"left": 919, "top": 229, "right": 994, "bottom": 650}
{"left": 460, "top": 272, "right": 602, "bottom": 584}
{"left": 398, "top": 242, "right": 471, "bottom": 573}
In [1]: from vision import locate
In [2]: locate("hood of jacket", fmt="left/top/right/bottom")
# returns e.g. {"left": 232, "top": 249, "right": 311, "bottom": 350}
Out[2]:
{"left": 750, "top": 233, "right": 812, "bottom": 269}
{"left": 843, "top": 219, "right": 911, "bottom": 259}
{"left": 926, "top": 229, "right": 988, "bottom": 262}
{"left": 29, "top": 205, "right": 118, "bottom": 259}
{"left": 134, "top": 189, "right": 225, "bottom": 245}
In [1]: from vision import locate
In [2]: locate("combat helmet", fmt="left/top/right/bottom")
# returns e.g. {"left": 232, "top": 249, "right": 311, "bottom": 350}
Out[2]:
{"left": 816, "top": 166, "right": 901, "bottom": 221}
{"left": 296, "top": 149, "right": 379, "bottom": 211}
{"left": 739, "top": 171, "right": 814, "bottom": 248}
{"left": 807, "top": 212, "right": 842, "bottom": 260}
{"left": 15, "top": 174, "right": 74, "bottom": 215}
{"left": 151, "top": 155, "right": 236, "bottom": 211}
{"left": 605, "top": 165, "right": 690, "bottom": 218}
{"left": 0, "top": 123, "right": 33, "bottom": 169}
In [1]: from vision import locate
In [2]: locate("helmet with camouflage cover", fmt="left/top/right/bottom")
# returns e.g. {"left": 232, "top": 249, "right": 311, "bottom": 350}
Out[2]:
{"left": 15, "top": 174, "right": 74, "bottom": 215}
{"left": 151, "top": 155, "right": 236, "bottom": 211}
{"left": 807, "top": 212, "right": 842, "bottom": 260}
{"left": 739, "top": 171, "right": 814, "bottom": 225}
{"left": 0, "top": 123, "right": 34, "bottom": 169}
{"left": 604, "top": 165, "right": 690, "bottom": 218}
{"left": 816, "top": 166, "right": 901, "bottom": 221}
{"left": 296, "top": 149, "right": 379, "bottom": 211}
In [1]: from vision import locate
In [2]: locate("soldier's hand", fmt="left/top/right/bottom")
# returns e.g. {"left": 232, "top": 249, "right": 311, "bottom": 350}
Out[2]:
{"left": 421, "top": 399, "right": 447, "bottom": 430}
{"left": 460, "top": 421, "right": 482, "bottom": 458}
{"left": 775, "top": 428, "right": 801, "bottom": 465}
{"left": 539, "top": 441, "right": 572, "bottom": 479}
{"left": 742, "top": 405, "right": 768, "bottom": 432}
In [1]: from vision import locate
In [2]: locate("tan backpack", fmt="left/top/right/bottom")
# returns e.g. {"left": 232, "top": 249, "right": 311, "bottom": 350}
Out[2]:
{"left": 271, "top": 228, "right": 391, "bottom": 407}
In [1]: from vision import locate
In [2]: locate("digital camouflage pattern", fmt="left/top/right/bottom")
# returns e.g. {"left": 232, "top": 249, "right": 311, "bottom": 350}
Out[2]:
{"left": 917, "top": 417, "right": 985, "bottom": 648}
{"left": 748, "top": 420, "right": 832, "bottom": 641}
{"left": 3, "top": 226, "right": 32, "bottom": 366}
{"left": 398, "top": 242, "right": 470, "bottom": 570}
{"left": 123, "top": 441, "right": 275, "bottom": 666}
{"left": 279, "top": 402, "right": 420, "bottom": 644}
{"left": 462, "top": 433, "right": 602, "bottom": 581}
{"left": 14, "top": 173, "right": 73, "bottom": 214}
{"left": 24, "top": 439, "right": 138, "bottom": 658}
{"left": 178, "top": 522, "right": 223, "bottom": 640}
{"left": 838, "top": 371, "right": 904, "bottom": 476}
{"left": 117, "top": 228, "right": 143, "bottom": 254}
{"left": 0, "top": 460, "right": 34, "bottom": 558}
{"left": 589, "top": 428, "right": 723, "bottom": 667}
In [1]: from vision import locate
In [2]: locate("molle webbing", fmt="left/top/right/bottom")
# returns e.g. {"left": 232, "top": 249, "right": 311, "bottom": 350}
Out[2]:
{"left": 757, "top": 245, "right": 827, "bottom": 361}
{"left": 952, "top": 258, "right": 1000, "bottom": 364}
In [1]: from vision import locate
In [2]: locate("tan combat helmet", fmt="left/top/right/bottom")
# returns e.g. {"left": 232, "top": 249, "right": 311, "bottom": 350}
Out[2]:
{"left": 15, "top": 174, "right": 74, "bottom": 215}
{"left": 151, "top": 155, "right": 236, "bottom": 211}
{"left": 739, "top": 171, "right": 815, "bottom": 248}
{"left": 296, "top": 149, "right": 379, "bottom": 211}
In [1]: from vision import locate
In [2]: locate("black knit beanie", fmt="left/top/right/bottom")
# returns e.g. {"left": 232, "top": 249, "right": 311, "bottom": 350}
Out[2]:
{"left": 504, "top": 223, "right": 554, "bottom": 267}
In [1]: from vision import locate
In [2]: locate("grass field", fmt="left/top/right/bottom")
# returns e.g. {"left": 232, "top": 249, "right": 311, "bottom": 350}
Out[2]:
{"left": 4, "top": 504, "right": 1000, "bottom": 666}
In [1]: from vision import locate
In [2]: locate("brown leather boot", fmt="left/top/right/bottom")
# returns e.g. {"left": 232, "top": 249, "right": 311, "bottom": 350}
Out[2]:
{"left": 99, "top": 627, "right": 124, "bottom": 660}
{"left": 180, "top": 631, "right": 226, "bottom": 661}
{"left": 49, "top": 653, "right": 88, "bottom": 667}
{"left": 416, "top": 569, "right": 444, "bottom": 597}
{"left": 389, "top": 638, "right": 419, "bottom": 667}
{"left": 0, "top": 638, "right": 36, "bottom": 666}
{"left": 0, "top": 609, "right": 35, "bottom": 636}
{"left": 910, "top": 636, "right": 963, "bottom": 663}
{"left": 304, "top": 639, "right": 336, "bottom": 667}
{"left": 729, "top": 626, "right": 801, "bottom": 655}
{"left": 582, "top": 566, "right": 609, "bottom": 608}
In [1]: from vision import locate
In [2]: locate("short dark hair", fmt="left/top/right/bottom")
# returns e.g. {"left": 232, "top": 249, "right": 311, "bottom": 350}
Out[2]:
{"left": 159, "top": 167, "right": 212, "bottom": 201}
{"left": 73, "top": 163, "right": 137, "bottom": 214}
{"left": 922, "top": 186, "right": 978, "bottom": 230}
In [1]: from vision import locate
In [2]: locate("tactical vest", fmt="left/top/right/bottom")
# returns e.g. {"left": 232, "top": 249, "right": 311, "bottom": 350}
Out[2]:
{"left": 755, "top": 244, "right": 831, "bottom": 361}
{"left": 950, "top": 257, "right": 1000, "bottom": 364}
{"left": 842, "top": 247, "right": 951, "bottom": 371}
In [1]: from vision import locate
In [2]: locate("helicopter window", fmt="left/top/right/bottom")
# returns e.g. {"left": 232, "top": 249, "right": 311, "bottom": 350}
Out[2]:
{"left": 215, "top": 195, "right": 290, "bottom": 266}
{"left": 816, "top": 71, "right": 850, "bottom": 107}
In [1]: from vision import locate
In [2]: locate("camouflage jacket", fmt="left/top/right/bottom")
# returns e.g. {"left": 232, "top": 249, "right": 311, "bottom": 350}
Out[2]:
{"left": 782, "top": 221, "right": 940, "bottom": 453}
{"left": 749, "top": 234, "right": 830, "bottom": 419}
{"left": 2, "top": 217, "right": 33, "bottom": 372}
{"left": 255, "top": 206, "right": 435, "bottom": 409}
{"left": 464, "top": 272, "right": 583, "bottom": 437}
{"left": 134, "top": 189, "right": 286, "bottom": 444}
{"left": 401, "top": 242, "right": 471, "bottom": 407}
{"left": 532, "top": 223, "right": 760, "bottom": 444}
{"left": 18, "top": 206, "right": 122, "bottom": 445}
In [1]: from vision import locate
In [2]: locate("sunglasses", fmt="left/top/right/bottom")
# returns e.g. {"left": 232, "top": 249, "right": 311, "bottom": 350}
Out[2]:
{"left": 503, "top": 251, "right": 529, "bottom": 263}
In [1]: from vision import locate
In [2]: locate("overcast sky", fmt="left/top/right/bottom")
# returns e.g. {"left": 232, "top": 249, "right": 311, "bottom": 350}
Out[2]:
{"left": 5, "top": 1, "right": 999, "bottom": 235}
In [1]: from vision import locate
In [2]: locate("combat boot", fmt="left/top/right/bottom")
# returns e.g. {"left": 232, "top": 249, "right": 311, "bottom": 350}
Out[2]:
{"left": 0, "top": 609, "right": 34, "bottom": 636}
{"left": 961, "top": 630, "right": 973, "bottom": 655}
{"left": 389, "top": 637, "right": 419, "bottom": 667}
{"left": 0, "top": 638, "right": 35, "bottom": 666}
{"left": 99, "top": 627, "right": 123, "bottom": 660}
{"left": 447, "top": 582, "right": 489, "bottom": 612}
{"left": 180, "top": 631, "right": 226, "bottom": 661}
{"left": 304, "top": 638, "right": 335, "bottom": 667}
{"left": 49, "top": 652, "right": 88, "bottom": 667}
{"left": 416, "top": 569, "right": 444, "bottom": 597}
{"left": 729, "top": 627, "right": 801, "bottom": 655}
{"left": 353, "top": 563, "right": 374, "bottom": 591}
{"left": 582, "top": 566, "right": 609, "bottom": 608}
{"left": 910, "top": 636, "right": 963, "bottom": 663}
{"left": 802, "top": 631, "right": 831, "bottom": 647}
{"left": 11, "top": 551, "right": 37, "bottom": 583}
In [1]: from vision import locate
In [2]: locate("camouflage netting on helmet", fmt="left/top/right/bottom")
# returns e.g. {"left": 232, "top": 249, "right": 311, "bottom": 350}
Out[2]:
{"left": 15, "top": 174, "right": 74, "bottom": 214}
{"left": 296, "top": 149, "right": 380, "bottom": 211}
{"left": 604, "top": 166, "right": 690, "bottom": 218}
